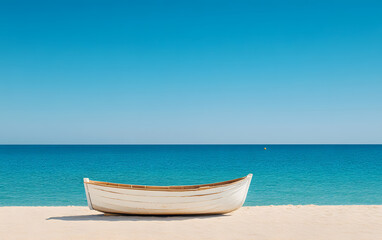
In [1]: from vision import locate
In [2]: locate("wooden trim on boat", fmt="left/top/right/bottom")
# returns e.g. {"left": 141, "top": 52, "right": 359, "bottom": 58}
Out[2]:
{"left": 84, "top": 175, "right": 250, "bottom": 192}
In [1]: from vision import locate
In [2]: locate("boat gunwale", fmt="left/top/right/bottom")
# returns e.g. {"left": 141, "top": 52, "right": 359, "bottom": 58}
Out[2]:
{"left": 85, "top": 175, "right": 250, "bottom": 192}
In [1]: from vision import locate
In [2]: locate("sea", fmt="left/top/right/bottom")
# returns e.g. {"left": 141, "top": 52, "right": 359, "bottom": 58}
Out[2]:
{"left": 0, "top": 145, "right": 381, "bottom": 206}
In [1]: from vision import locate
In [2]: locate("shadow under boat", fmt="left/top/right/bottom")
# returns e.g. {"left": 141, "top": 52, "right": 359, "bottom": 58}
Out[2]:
{"left": 46, "top": 213, "right": 229, "bottom": 222}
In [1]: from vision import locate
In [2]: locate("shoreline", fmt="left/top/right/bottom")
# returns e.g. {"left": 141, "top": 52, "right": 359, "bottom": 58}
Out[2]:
{"left": 1, "top": 203, "right": 381, "bottom": 207}
{"left": 1, "top": 205, "right": 381, "bottom": 240}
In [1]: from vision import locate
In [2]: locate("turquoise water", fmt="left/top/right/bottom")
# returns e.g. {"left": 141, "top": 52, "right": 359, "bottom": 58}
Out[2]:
{"left": 0, "top": 145, "right": 381, "bottom": 206}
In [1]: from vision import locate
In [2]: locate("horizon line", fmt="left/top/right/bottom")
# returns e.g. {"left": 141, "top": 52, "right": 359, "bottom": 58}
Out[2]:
{"left": 0, "top": 143, "right": 381, "bottom": 145}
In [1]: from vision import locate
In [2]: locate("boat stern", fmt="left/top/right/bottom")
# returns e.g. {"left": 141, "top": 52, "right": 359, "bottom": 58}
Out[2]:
{"left": 83, "top": 178, "right": 94, "bottom": 210}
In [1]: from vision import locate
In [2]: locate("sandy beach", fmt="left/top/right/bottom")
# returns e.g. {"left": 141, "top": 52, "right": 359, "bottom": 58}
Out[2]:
{"left": 0, "top": 205, "right": 381, "bottom": 240}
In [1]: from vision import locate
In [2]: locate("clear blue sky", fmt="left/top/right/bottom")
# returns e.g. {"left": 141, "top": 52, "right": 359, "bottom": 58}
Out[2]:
{"left": 0, "top": 0, "right": 381, "bottom": 144}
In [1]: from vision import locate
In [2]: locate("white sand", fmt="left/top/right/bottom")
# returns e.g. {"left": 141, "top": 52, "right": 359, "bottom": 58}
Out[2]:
{"left": 0, "top": 205, "right": 381, "bottom": 240}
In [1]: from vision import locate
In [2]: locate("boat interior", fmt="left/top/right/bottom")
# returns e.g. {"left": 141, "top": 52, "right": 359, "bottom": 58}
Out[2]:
{"left": 85, "top": 175, "right": 249, "bottom": 191}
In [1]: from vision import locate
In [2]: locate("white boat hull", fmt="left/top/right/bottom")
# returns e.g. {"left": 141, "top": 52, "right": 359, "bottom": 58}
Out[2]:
{"left": 84, "top": 174, "right": 252, "bottom": 215}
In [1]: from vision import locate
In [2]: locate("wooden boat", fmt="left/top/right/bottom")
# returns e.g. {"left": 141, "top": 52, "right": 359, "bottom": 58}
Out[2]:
{"left": 83, "top": 174, "right": 252, "bottom": 215}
